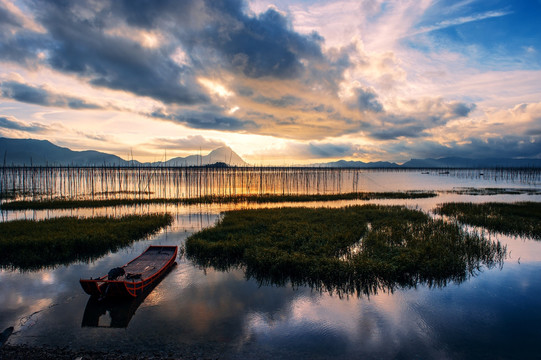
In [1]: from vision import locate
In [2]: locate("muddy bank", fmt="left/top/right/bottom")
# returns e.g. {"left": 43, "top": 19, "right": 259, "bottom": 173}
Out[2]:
{"left": 0, "top": 344, "right": 221, "bottom": 360}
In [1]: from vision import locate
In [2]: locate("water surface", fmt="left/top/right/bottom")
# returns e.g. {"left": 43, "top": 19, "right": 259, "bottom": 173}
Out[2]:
{"left": 1, "top": 169, "right": 541, "bottom": 358}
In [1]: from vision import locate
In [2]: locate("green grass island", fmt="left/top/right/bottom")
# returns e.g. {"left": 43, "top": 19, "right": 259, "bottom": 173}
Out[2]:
{"left": 186, "top": 205, "right": 505, "bottom": 297}
{"left": 0, "top": 213, "right": 173, "bottom": 270}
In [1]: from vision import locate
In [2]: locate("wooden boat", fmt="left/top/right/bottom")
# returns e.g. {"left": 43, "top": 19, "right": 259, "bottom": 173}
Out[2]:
{"left": 81, "top": 263, "right": 176, "bottom": 328}
{"left": 80, "top": 245, "right": 178, "bottom": 298}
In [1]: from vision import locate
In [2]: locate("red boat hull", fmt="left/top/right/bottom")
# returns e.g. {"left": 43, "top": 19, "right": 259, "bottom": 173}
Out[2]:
{"left": 80, "top": 245, "right": 178, "bottom": 298}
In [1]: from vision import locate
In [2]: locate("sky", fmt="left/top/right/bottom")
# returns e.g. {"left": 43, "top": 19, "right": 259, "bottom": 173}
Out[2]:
{"left": 0, "top": 0, "right": 540, "bottom": 164}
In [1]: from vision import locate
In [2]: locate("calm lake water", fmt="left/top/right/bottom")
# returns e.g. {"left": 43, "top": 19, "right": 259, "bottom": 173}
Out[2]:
{"left": 1, "top": 169, "right": 541, "bottom": 359}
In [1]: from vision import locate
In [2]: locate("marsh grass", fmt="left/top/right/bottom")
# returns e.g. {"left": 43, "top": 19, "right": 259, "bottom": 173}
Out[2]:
{"left": 445, "top": 188, "right": 541, "bottom": 196}
{"left": 436, "top": 202, "right": 541, "bottom": 239}
{"left": 0, "top": 190, "right": 17, "bottom": 200}
{"left": 0, "top": 191, "right": 436, "bottom": 210}
{"left": 0, "top": 213, "right": 173, "bottom": 270}
{"left": 186, "top": 206, "right": 505, "bottom": 297}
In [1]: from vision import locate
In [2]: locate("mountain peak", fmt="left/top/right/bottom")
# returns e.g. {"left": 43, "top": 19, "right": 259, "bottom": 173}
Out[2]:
{"left": 0, "top": 138, "right": 249, "bottom": 166}
{"left": 209, "top": 145, "right": 233, "bottom": 154}
{"left": 207, "top": 146, "right": 246, "bottom": 166}
{"left": 163, "top": 146, "right": 247, "bottom": 166}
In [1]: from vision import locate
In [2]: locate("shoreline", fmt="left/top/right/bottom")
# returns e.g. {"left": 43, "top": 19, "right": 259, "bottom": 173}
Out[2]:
{"left": 0, "top": 344, "right": 221, "bottom": 360}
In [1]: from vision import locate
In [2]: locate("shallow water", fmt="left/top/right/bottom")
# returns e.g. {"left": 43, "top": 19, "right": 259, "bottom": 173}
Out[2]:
{"left": 1, "top": 169, "right": 541, "bottom": 358}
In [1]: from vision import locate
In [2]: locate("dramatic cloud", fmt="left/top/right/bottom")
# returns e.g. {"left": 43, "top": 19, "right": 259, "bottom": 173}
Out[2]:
{"left": 0, "top": 115, "right": 49, "bottom": 133}
{"left": 366, "top": 98, "right": 476, "bottom": 140}
{"left": 196, "top": 4, "right": 324, "bottom": 79}
{"left": 1, "top": 81, "right": 103, "bottom": 109}
{"left": 349, "top": 86, "right": 384, "bottom": 113}
{"left": 370, "top": 122, "right": 427, "bottom": 140}
{"left": 0, "top": 0, "right": 355, "bottom": 136}
{"left": 390, "top": 135, "right": 541, "bottom": 160}
{"left": 0, "top": 0, "right": 539, "bottom": 162}
{"left": 253, "top": 95, "right": 302, "bottom": 108}
{"left": 0, "top": 3, "right": 22, "bottom": 28}
{"left": 150, "top": 108, "right": 257, "bottom": 131}
{"left": 306, "top": 142, "right": 358, "bottom": 158}
{"left": 18, "top": 0, "right": 209, "bottom": 105}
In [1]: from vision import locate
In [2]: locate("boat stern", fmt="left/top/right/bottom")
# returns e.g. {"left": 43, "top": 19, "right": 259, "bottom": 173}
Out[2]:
{"left": 80, "top": 279, "right": 135, "bottom": 297}
{"left": 79, "top": 279, "right": 103, "bottom": 296}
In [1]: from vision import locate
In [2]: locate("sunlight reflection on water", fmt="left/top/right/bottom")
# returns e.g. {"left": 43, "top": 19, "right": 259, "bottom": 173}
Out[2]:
{"left": 1, "top": 170, "right": 541, "bottom": 358}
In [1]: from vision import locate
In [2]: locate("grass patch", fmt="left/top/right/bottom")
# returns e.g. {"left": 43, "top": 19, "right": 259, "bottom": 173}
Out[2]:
{"left": 436, "top": 202, "right": 541, "bottom": 239}
{"left": 0, "top": 213, "right": 173, "bottom": 270}
{"left": 186, "top": 206, "right": 504, "bottom": 296}
{"left": 0, "top": 191, "right": 17, "bottom": 200}
{"left": 446, "top": 187, "right": 541, "bottom": 196}
{"left": 0, "top": 191, "right": 437, "bottom": 210}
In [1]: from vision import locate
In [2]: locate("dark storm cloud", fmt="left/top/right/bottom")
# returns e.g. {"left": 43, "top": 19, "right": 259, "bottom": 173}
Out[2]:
{"left": 150, "top": 109, "right": 257, "bottom": 131}
{"left": 253, "top": 95, "right": 301, "bottom": 107}
{"left": 0, "top": 34, "right": 43, "bottom": 65}
{"left": 0, "top": 1, "right": 47, "bottom": 66}
{"left": 182, "top": 113, "right": 256, "bottom": 130}
{"left": 109, "top": 0, "right": 199, "bottom": 29}
{"left": 456, "top": 136, "right": 541, "bottom": 158}
{"left": 526, "top": 128, "right": 541, "bottom": 136}
{"left": 352, "top": 87, "right": 384, "bottom": 113}
{"left": 403, "top": 99, "right": 476, "bottom": 125}
{"left": 21, "top": 0, "right": 209, "bottom": 105}
{"left": 0, "top": 4, "right": 22, "bottom": 28}
{"left": 367, "top": 114, "right": 429, "bottom": 140}
{"left": 235, "top": 86, "right": 255, "bottom": 97}
{"left": 304, "top": 45, "right": 351, "bottom": 93}
{"left": 371, "top": 124, "right": 427, "bottom": 140}
{"left": 450, "top": 102, "right": 476, "bottom": 117}
{"left": 0, "top": 0, "right": 356, "bottom": 136}
{"left": 107, "top": 0, "right": 328, "bottom": 80}
{"left": 198, "top": 2, "right": 324, "bottom": 79}
{"left": 308, "top": 143, "right": 356, "bottom": 158}
{"left": 1, "top": 0, "right": 336, "bottom": 120}
{"left": 365, "top": 99, "right": 476, "bottom": 140}
{"left": 0, "top": 81, "right": 102, "bottom": 109}
{"left": 390, "top": 136, "right": 541, "bottom": 160}
{"left": 0, "top": 116, "right": 49, "bottom": 133}
{"left": 250, "top": 92, "right": 336, "bottom": 115}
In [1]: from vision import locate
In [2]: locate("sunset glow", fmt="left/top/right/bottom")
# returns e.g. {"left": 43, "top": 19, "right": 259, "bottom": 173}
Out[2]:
{"left": 0, "top": 0, "right": 539, "bottom": 164}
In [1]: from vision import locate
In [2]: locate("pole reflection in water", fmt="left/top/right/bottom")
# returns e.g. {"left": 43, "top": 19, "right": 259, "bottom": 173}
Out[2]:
{"left": 81, "top": 263, "right": 176, "bottom": 328}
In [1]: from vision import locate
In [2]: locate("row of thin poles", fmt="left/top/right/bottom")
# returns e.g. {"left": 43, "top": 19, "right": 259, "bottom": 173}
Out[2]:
{"left": 2, "top": 166, "right": 540, "bottom": 202}
{"left": 0, "top": 166, "right": 362, "bottom": 201}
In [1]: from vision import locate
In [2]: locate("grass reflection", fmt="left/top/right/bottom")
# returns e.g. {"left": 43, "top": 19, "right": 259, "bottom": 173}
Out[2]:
{"left": 0, "top": 214, "right": 172, "bottom": 270}
{"left": 186, "top": 206, "right": 506, "bottom": 297}
{"left": 436, "top": 202, "right": 541, "bottom": 240}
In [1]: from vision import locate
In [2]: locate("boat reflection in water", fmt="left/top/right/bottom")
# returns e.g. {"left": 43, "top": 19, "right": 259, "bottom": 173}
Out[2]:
{"left": 81, "top": 263, "right": 176, "bottom": 328}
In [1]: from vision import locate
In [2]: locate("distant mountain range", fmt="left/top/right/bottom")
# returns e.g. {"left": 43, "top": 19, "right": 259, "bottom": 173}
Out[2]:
{"left": 308, "top": 160, "right": 400, "bottom": 168}
{"left": 1, "top": 137, "right": 540, "bottom": 168}
{"left": 0, "top": 137, "right": 128, "bottom": 166}
{"left": 400, "top": 157, "right": 541, "bottom": 168}
{"left": 315, "top": 157, "right": 541, "bottom": 168}
{"left": 0, "top": 137, "right": 247, "bottom": 166}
